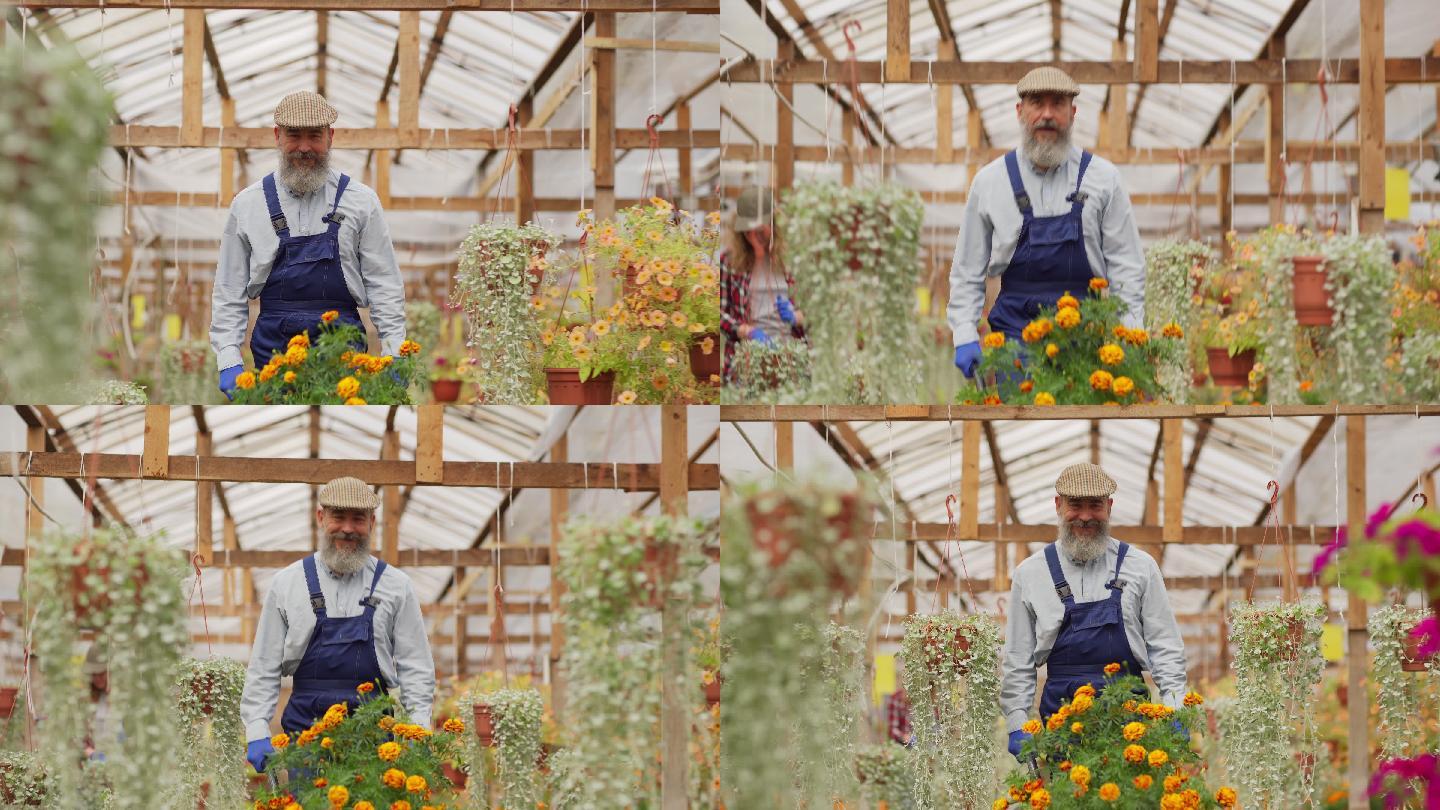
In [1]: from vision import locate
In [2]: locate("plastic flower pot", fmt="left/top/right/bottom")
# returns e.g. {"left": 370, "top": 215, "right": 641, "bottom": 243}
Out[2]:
{"left": 544, "top": 369, "right": 615, "bottom": 405}
{"left": 689, "top": 332, "right": 721, "bottom": 384}
{"left": 1205, "top": 347, "right": 1256, "bottom": 388}
{"left": 0, "top": 687, "right": 17, "bottom": 720}
{"left": 1291, "top": 255, "right": 1334, "bottom": 326}
{"left": 472, "top": 702, "right": 496, "bottom": 748}
{"left": 1401, "top": 631, "right": 1436, "bottom": 672}
{"left": 703, "top": 672, "right": 722, "bottom": 707}
{"left": 442, "top": 762, "right": 468, "bottom": 789}
{"left": 431, "top": 378, "right": 461, "bottom": 403}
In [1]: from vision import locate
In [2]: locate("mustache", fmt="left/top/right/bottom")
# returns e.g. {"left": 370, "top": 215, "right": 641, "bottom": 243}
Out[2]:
{"left": 328, "top": 531, "right": 366, "bottom": 543}
{"left": 1067, "top": 519, "right": 1104, "bottom": 529}
{"left": 1033, "top": 120, "right": 1060, "bottom": 130}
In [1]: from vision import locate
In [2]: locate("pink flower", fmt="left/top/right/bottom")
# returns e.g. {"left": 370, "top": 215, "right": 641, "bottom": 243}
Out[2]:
{"left": 1369, "top": 752, "right": 1440, "bottom": 810}
{"left": 1366, "top": 503, "right": 1396, "bottom": 539}
{"left": 1392, "top": 520, "right": 1440, "bottom": 560}
{"left": 1411, "top": 617, "right": 1440, "bottom": 659}
{"left": 1311, "top": 526, "right": 1347, "bottom": 576}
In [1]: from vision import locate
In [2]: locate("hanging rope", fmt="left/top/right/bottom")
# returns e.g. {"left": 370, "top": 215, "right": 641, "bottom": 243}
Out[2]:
{"left": 640, "top": 113, "right": 672, "bottom": 202}
{"left": 189, "top": 552, "right": 214, "bottom": 656}
{"left": 1246, "top": 480, "right": 1298, "bottom": 603}
{"left": 489, "top": 103, "right": 522, "bottom": 222}
{"left": 944, "top": 494, "right": 979, "bottom": 609}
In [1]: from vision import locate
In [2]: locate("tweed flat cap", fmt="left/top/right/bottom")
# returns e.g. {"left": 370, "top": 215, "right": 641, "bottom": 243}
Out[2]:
{"left": 1017, "top": 66, "right": 1080, "bottom": 98}
{"left": 1055, "top": 463, "right": 1117, "bottom": 498}
{"left": 274, "top": 91, "right": 339, "bottom": 129}
{"left": 732, "top": 186, "right": 773, "bottom": 233}
{"left": 319, "top": 476, "right": 380, "bottom": 511}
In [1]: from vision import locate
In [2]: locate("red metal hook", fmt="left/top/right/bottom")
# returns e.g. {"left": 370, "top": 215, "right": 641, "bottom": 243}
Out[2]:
{"left": 1316, "top": 66, "right": 1328, "bottom": 105}
{"left": 1266, "top": 480, "right": 1281, "bottom": 505}
{"left": 843, "top": 20, "right": 861, "bottom": 56}
{"left": 945, "top": 493, "right": 958, "bottom": 524}
{"left": 646, "top": 113, "right": 663, "bottom": 144}
{"left": 507, "top": 103, "right": 519, "bottom": 134}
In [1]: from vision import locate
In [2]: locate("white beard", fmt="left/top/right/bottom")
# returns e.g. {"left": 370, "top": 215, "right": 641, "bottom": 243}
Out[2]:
{"left": 320, "top": 530, "right": 371, "bottom": 577}
{"left": 1022, "top": 123, "right": 1072, "bottom": 169}
{"left": 1057, "top": 520, "right": 1109, "bottom": 563}
{"left": 276, "top": 146, "right": 331, "bottom": 196}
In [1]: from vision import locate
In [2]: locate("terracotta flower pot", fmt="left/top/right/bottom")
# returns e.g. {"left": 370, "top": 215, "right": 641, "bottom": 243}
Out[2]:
{"left": 442, "top": 762, "right": 467, "bottom": 789}
{"left": 472, "top": 702, "right": 496, "bottom": 748}
{"left": 689, "top": 332, "right": 721, "bottom": 384}
{"left": 1401, "top": 630, "right": 1436, "bottom": 672}
{"left": 189, "top": 673, "right": 218, "bottom": 716}
{"left": 1291, "top": 255, "right": 1334, "bottom": 326}
{"left": 703, "top": 672, "right": 722, "bottom": 707}
{"left": 0, "top": 687, "right": 16, "bottom": 720}
{"left": 921, "top": 625, "right": 972, "bottom": 676}
{"left": 642, "top": 541, "right": 677, "bottom": 608}
{"left": 431, "top": 378, "right": 461, "bottom": 403}
{"left": 1277, "top": 616, "right": 1308, "bottom": 662}
{"left": 1205, "top": 347, "right": 1256, "bottom": 387}
{"left": 743, "top": 492, "right": 863, "bottom": 595}
{"left": 70, "top": 549, "right": 149, "bottom": 629}
{"left": 544, "top": 368, "right": 615, "bottom": 405}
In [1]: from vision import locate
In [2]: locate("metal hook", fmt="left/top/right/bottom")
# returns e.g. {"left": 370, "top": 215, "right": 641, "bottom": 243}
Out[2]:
{"left": 842, "top": 20, "right": 861, "bottom": 56}
{"left": 1266, "top": 480, "right": 1280, "bottom": 505}
{"left": 1414, "top": 493, "right": 1430, "bottom": 511}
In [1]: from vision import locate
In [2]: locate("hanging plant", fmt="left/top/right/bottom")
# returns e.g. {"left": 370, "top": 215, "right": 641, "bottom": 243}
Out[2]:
{"left": 1322, "top": 234, "right": 1398, "bottom": 403}
{"left": 80, "top": 380, "right": 149, "bottom": 404}
{"left": 157, "top": 340, "right": 219, "bottom": 404}
{"left": 0, "top": 751, "right": 46, "bottom": 806}
{"left": 1231, "top": 226, "right": 1320, "bottom": 403}
{"left": 1144, "top": 239, "right": 1214, "bottom": 402}
{"left": 0, "top": 40, "right": 112, "bottom": 402}
{"left": 553, "top": 514, "right": 706, "bottom": 810}
{"left": 721, "top": 478, "right": 872, "bottom": 808}
{"left": 29, "top": 527, "right": 189, "bottom": 810}
{"left": 795, "top": 621, "right": 866, "bottom": 806}
{"left": 162, "top": 657, "right": 246, "bottom": 810}
{"left": 1223, "top": 599, "right": 1326, "bottom": 808}
{"left": 856, "top": 744, "right": 924, "bottom": 810}
{"left": 1398, "top": 329, "right": 1440, "bottom": 402}
{"left": 468, "top": 688, "right": 543, "bottom": 809}
{"left": 720, "top": 338, "right": 813, "bottom": 404}
{"left": 1369, "top": 604, "right": 1434, "bottom": 760}
{"left": 900, "top": 612, "right": 1001, "bottom": 809}
{"left": 780, "top": 181, "right": 925, "bottom": 403}
{"left": 451, "top": 222, "right": 561, "bottom": 404}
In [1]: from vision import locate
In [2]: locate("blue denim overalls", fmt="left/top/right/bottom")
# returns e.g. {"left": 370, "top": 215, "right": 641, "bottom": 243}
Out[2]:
{"left": 1038, "top": 541, "right": 1144, "bottom": 719}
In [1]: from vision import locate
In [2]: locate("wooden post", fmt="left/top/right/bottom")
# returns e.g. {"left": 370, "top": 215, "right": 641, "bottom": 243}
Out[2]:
{"left": 1282, "top": 483, "right": 1298, "bottom": 601}
{"left": 415, "top": 404, "right": 444, "bottom": 484}
{"left": 676, "top": 102, "right": 693, "bottom": 198}
{"left": 25, "top": 426, "right": 45, "bottom": 543}
{"left": 936, "top": 49, "right": 954, "bottom": 164}
{"left": 775, "top": 40, "right": 795, "bottom": 193}
{"left": 182, "top": 10, "right": 205, "bottom": 147}
{"left": 965, "top": 108, "right": 982, "bottom": 186}
{"left": 142, "top": 405, "right": 171, "bottom": 479}
{"left": 397, "top": 11, "right": 420, "bottom": 146}
{"left": 905, "top": 542, "right": 917, "bottom": 614}
{"left": 591, "top": 13, "right": 617, "bottom": 219}
{"left": 659, "top": 405, "right": 688, "bottom": 810}
{"left": 515, "top": 96, "right": 536, "bottom": 224}
{"left": 453, "top": 565, "right": 466, "bottom": 679}
{"left": 961, "top": 422, "right": 980, "bottom": 539}
{"left": 196, "top": 432, "right": 213, "bottom": 566}
{"left": 382, "top": 428, "right": 400, "bottom": 564}
{"left": 1265, "top": 37, "right": 1286, "bottom": 225}
{"left": 993, "top": 479, "right": 1010, "bottom": 593}
{"left": 774, "top": 421, "right": 794, "bottom": 470}
{"left": 1089, "top": 420, "right": 1101, "bottom": 465}
{"left": 315, "top": 11, "right": 328, "bottom": 96}
{"left": 1346, "top": 415, "right": 1368, "bottom": 809}
{"left": 1356, "top": 0, "right": 1386, "bottom": 234}
{"left": 549, "top": 434, "right": 568, "bottom": 718}
{"left": 219, "top": 97, "right": 236, "bottom": 205}
{"left": 375, "top": 100, "right": 392, "bottom": 208}
{"left": 885, "top": 0, "right": 910, "bottom": 84}
{"left": 1108, "top": 40, "right": 1129, "bottom": 153}
{"left": 1134, "top": 0, "right": 1159, "bottom": 83}
{"left": 1161, "top": 419, "right": 1183, "bottom": 557}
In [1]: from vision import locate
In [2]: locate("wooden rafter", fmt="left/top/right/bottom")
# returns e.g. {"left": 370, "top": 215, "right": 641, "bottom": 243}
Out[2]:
{"left": 925, "top": 0, "right": 989, "bottom": 148}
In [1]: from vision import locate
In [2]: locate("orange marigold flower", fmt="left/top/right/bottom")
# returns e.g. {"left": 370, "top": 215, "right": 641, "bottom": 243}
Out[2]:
{"left": 283, "top": 371, "right": 297, "bottom": 384}
{"left": 271, "top": 733, "right": 290, "bottom": 749}
{"left": 1046, "top": 714, "right": 1065, "bottom": 732}
{"left": 357, "top": 682, "right": 375, "bottom": 694}
{"left": 1071, "top": 722, "right": 1085, "bottom": 734}
{"left": 1161, "top": 322, "right": 1184, "bottom": 339}
{"left": 379, "top": 716, "right": 397, "bottom": 731}
{"left": 1148, "top": 749, "right": 1169, "bottom": 768}
{"left": 390, "top": 802, "right": 411, "bottom": 810}
{"left": 1029, "top": 788, "right": 1051, "bottom": 809}
{"left": 355, "top": 804, "right": 376, "bottom": 810}
{"left": 236, "top": 372, "right": 257, "bottom": 390}
{"left": 982, "top": 332, "right": 1006, "bottom": 350}
{"left": 1113, "top": 376, "right": 1135, "bottom": 397}
{"left": 1183, "top": 692, "right": 1203, "bottom": 707}
{"left": 1057, "top": 293, "right": 1080, "bottom": 309}
{"left": 398, "top": 340, "right": 421, "bottom": 356}
{"left": 1069, "top": 765, "right": 1091, "bottom": 787}
{"left": 983, "top": 394, "right": 1003, "bottom": 406}
{"left": 1090, "top": 370, "right": 1114, "bottom": 391}
{"left": 337, "top": 376, "right": 360, "bottom": 399}
{"left": 1056, "top": 306, "right": 1081, "bottom": 329}
{"left": 314, "top": 778, "right": 328, "bottom": 788}
{"left": 1164, "top": 774, "right": 1187, "bottom": 793}
{"left": 1098, "top": 344, "right": 1125, "bottom": 365}
{"left": 1133, "top": 775, "right": 1154, "bottom": 790}
{"left": 321, "top": 310, "right": 339, "bottom": 324}
{"left": 1123, "top": 744, "right": 1147, "bottom": 763}
{"left": 1075, "top": 685, "right": 1096, "bottom": 698}
{"left": 1034, "top": 392, "right": 1056, "bottom": 406}
{"left": 327, "top": 785, "right": 349, "bottom": 807}
{"left": 1215, "top": 787, "right": 1238, "bottom": 807}
{"left": 1104, "top": 662, "right": 1122, "bottom": 675}
{"left": 378, "top": 742, "right": 402, "bottom": 762}
{"left": 1020, "top": 380, "right": 1034, "bottom": 393}
{"left": 1123, "top": 722, "right": 1147, "bottom": 741}
{"left": 406, "top": 775, "right": 427, "bottom": 793}
{"left": 443, "top": 717, "right": 465, "bottom": 734}
{"left": 1022, "top": 719, "right": 1042, "bottom": 735}
{"left": 382, "top": 769, "right": 407, "bottom": 789}
{"left": 1045, "top": 343, "right": 1060, "bottom": 359}
{"left": 1098, "top": 783, "right": 1120, "bottom": 801}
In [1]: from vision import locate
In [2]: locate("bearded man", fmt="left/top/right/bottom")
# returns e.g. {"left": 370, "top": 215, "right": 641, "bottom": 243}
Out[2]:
{"left": 241, "top": 477, "right": 435, "bottom": 774}
{"left": 947, "top": 66, "right": 1146, "bottom": 379}
{"left": 211, "top": 91, "right": 406, "bottom": 399}
{"left": 1000, "top": 463, "right": 1187, "bottom": 761}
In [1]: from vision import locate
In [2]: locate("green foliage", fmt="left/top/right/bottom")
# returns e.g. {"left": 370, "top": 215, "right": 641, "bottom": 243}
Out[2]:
{"left": 165, "top": 657, "right": 247, "bottom": 810}
{"left": 1322, "top": 234, "right": 1398, "bottom": 403}
{"left": 1144, "top": 239, "right": 1214, "bottom": 402}
{"left": 228, "top": 317, "right": 420, "bottom": 404}
{"left": 404, "top": 301, "right": 443, "bottom": 362}
{"left": 469, "top": 688, "right": 544, "bottom": 809}
{"left": 720, "top": 337, "right": 812, "bottom": 403}
{"left": 1368, "top": 604, "right": 1433, "bottom": 760}
{"left": 82, "top": 380, "right": 149, "bottom": 404}
{"left": 781, "top": 181, "right": 925, "bottom": 403}
{"left": 157, "top": 340, "right": 220, "bottom": 404}
{"left": 0, "top": 40, "right": 112, "bottom": 401}
{"left": 856, "top": 744, "right": 924, "bottom": 810}
{"left": 0, "top": 750, "right": 47, "bottom": 806}
{"left": 1398, "top": 329, "right": 1440, "bottom": 402}
{"left": 900, "top": 612, "right": 1001, "bottom": 809}
{"left": 1324, "top": 507, "right": 1440, "bottom": 603}
{"left": 29, "top": 527, "right": 189, "bottom": 810}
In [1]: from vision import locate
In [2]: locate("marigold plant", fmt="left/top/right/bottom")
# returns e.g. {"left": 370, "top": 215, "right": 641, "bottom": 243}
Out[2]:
{"left": 229, "top": 314, "right": 420, "bottom": 405}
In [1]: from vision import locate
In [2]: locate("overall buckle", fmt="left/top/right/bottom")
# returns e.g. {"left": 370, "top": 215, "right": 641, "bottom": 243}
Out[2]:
{"left": 270, "top": 215, "right": 289, "bottom": 233}
{"left": 1055, "top": 583, "right": 1072, "bottom": 600}
{"left": 310, "top": 596, "right": 326, "bottom": 611}
{"left": 360, "top": 595, "right": 381, "bottom": 608}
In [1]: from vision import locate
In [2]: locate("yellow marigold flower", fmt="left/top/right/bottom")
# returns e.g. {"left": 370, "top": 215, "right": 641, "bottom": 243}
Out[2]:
{"left": 406, "top": 775, "right": 427, "bottom": 793}
{"left": 1070, "top": 765, "right": 1091, "bottom": 787}
{"left": 382, "top": 769, "right": 406, "bottom": 789}
{"left": 1098, "top": 343, "right": 1125, "bottom": 365}
{"left": 1098, "top": 783, "right": 1120, "bottom": 801}
{"left": 327, "top": 785, "right": 349, "bottom": 807}
{"left": 1045, "top": 343, "right": 1060, "bottom": 359}
{"left": 321, "top": 737, "right": 334, "bottom": 749}
{"left": 1090, "top": 370, "right": 1114, "bottom": 391}
{"left": 993, "top": 800, "right": 1008, "bottom": 810}
{"left": 1124, "top": 700, "right": 1138, "bottom": 712}
{"left": 1070, "top": 694, "right": 1093, "bottom": 714}
{"left": 259, "top": 365, "right": 279, "bottom": 383}
{"left": 1183, "top": 691, "right": 1203, "bottom": 707}
{"left": 1022, "top": 323, "right": 1042, "bottom": 343}
{"left": 236, "top": 371, "right": 257, "bottom": 390}
{"left": 297, "top": 728, "right": 319, "bottom": 746}
{"left": 357, "top": 681, "right": 375, "bottom": 694}
{"left": 1161, "top": 321, "right": 1185, "bottom": 338}
{"left": 1215, "top": 787, "right": 1238, "bottom": 807}
{"left": 377, "top": 741, "right": 402, "bottom": 762}
{"left": 1164, "top": 774, "right": 1187, "bottom": 793}
{"left": 1029, "top": 788, "right": 1051, "bottom": 809}
{"left": 1123, "top": 744, "right": 1147, "bottom": 763}
{"left": 378, "top": 716, "right": 396, "bottom": 730}
{"left": 398, "top": 340, "right": 421, "bottom": 356}
{"left": 283, "top": 371, "right": 297, "bottom": 384}
{"left": 1125, "top": 328, "right": 1149, "bottom": 345}
{"left": 1123, "top": 722, "right": 1147, "bottom": 741}
{"left": 286, "top": 346, "right": 308, "bottom": 364}
{"left": 1034, "top": 392, "right": 1056, "bottom": 406}
{"left": 617, "top": 390, "right": 638, "bottom": 405}
{"left": 1104, "top": 662, "right": 1122, "bottom": 675}
{"left": 1021, "top": 719, "right": 1042, "bottom": 735}
{"left": 442, "top": 717, "right": 465, "bottom": 734}
{"left": 1055, "top": 306, "right": 1081, "bottom": 329}
{"left": 337, "top": 377, "right": 360, "bottom": 399}
{"left": 321, "top": 311, "right": 339, "bottom": 324}
{"left": 1089, "top": 277, "right": 1109, "bottom": 291}
{"left": 271, "top": 732, "right": 290, "bottom": 749}
{"left": 1046, "top": 714, "right": 1065, "bottom": 731}
{"left": 390, "top": 802, "right": 411, "bottom": 810}
{"left": 1148, "top": 749, "right": 1169, "bottom": 767}
{"left": 355, "top": 804, "right": 375, "bottom": 810}
{"left": 1075, "top": 684, "right": 1096, "bottom": 698}
{"left": 1070, "top": 722, "right": 1084, "bottom": 734}
{"left": 982, "top": 332, "right": 1006, "bottom": 349}
{"left": 289, "top": 333, "right": 310, "bottom": 349}
{"left": 1113, "top": 376, "right": 1135, "bottom": 397}
{"left": 1057, "top": 293, "right": 1080, "bottom": 309}
{"left": 1133, "top": 775, "right": 1154, "bottom": 790}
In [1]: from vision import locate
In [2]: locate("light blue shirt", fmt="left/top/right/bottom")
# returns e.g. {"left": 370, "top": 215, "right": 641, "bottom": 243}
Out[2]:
{"left": 1001, "top": 537, "right": 1188, "bottom": 733}
{"left": 210, "top": 169, "right": 407, "bottom": 371}
{"left": 947, "top": 145, "right": 1146, "bottom": 347}
{"left": 240, "top": 554, "right": 435, "bottom": 742}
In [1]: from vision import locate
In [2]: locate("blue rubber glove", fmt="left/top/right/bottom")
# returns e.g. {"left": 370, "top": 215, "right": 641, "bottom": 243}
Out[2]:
{"left": 218, "top": 365, "right": 243, "bottom": 400}
{"left": 748, "top": 326, "right": 772, "bottom": 345}
{"left": 1007, "top": 729, "right": 1032, "bottom": 759}
{"left": 247, "top": 738, "right": 274, "bottom": 773}
{"left": 954, "top": 342, "right": 982, "bottom": 378}
{"left": 776, "top": 296, "right": 797, "bottom": 326}
{"left": 1171, "top": 719, "right": 1191, "bottom": 742}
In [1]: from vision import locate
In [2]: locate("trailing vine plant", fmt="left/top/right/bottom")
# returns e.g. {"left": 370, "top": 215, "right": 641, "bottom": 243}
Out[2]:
{"left": 1369, "top": 604, "right": 1435, "bottom": 759}
{"left": 165, "top": 657, "right": 247, "bottom": 810}
{"left": 1322, "top": 234, "right": 1398, "bottom": 403}
{"left": 479, "top": 687, "right": 544, "bottom": 809}
{"left": 1144, "top": 239, "right": 1214, "bottom": 402}
{"left": 855, "top": 744, "right": 923, "bottom": 810}
{"left": 796, "top": 621, "right": 865, "bottom": 806}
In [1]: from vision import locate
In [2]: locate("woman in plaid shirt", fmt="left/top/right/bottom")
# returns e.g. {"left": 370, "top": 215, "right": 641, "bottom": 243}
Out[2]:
{"left": 719, "top": 187, "right": 806, "bottom": 383}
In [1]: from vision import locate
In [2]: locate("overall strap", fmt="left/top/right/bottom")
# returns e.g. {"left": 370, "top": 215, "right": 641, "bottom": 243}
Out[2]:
{"left": 302, "top": 555, "right": 327, "bottom": 618}
{"left": 1003, "top": 150, "right": 1033, "bottom": 217}
{"left": 262, "top": 174, "right": 291, "bottom": 237}
{"left": 1066, "top": 151, "right": 1094, "bottom": 206}
{"left": 1107, "top": 541, "right": 1130, "bottom": 594}
{"left": 324, "top": 174, "right": 351, "bottom": 230}
{"left": 1043, "top": 543, "right": 1076, "bottom": 606}
{"left": 361, "top": 559, "right": 387, "bottom": 613}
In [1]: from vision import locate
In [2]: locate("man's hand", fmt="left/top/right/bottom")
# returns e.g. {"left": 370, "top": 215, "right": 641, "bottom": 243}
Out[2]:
{"left": 246, "top": 737, "right": 275, "bottom": 773}
{"left": 219, "top": 365, "right": 244, "bottom": 400}
{"left": 1007, "top": 729, "right": 1033, "bottom": 760}
{"left": 954, "top": 342, "right": 981, "bottom": 378}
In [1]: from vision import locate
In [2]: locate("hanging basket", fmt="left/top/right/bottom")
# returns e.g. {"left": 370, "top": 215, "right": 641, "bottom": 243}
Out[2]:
{"left": 69, "top": 546, "right": 150, "bottom": 630}
{"left": 1276, "top": 616, "right": 1308, "bottom": 662}
{"left": 441, "top": 761, "right": 467, "bottom": 789}
{"left": 689, "top": 332, "right": 721, "bottom": 384}
{"left": 472, "top": 702, "right": 496, "bottom": 748}
{"left": 0, "top": 687, "right": 17, "bottom": 720}
{"left": 642, "top": 541, "right": 676, "bottom": 609}
{"left": 1205, "top": 347, "right": 1256, "bottom": 387}
{"left": 431, "top": 378, "right": 461, "bottom": 403}
{"left": 1291, "top": 255, "right": 1334, "bottom": 326}
{"left": 703, "top": 672, "right": 722, "bottom": 707}
{"left": 920, "top": 624, "right": 973, "bottom": 677}
{"left": 743, "top": 491, "right": 864, "bottom": 595}
{"left": 1401, "top": 629, "right": 1437, "bottom": 672}
{"left": 0, "top": 763, "right": 41, "bottom": 807}
{"left": 544, "top": 369, "right": 615, "bottom": 405}
{"left": 188, "top": 672, "right": 219, "bottom": 716}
